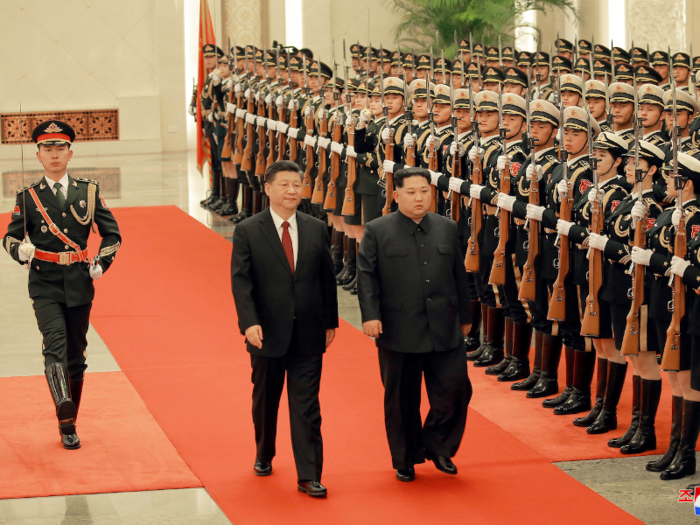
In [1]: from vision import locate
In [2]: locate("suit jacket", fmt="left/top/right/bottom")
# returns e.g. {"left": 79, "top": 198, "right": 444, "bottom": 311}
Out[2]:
{"left": 231, "top": 208, "right": 339, "bottom": 358}
{"left": 357, "top": 211, "right": 472, "bottom": 353}
{"left": 4, "top": 175, "right": 121, "bottom": 307}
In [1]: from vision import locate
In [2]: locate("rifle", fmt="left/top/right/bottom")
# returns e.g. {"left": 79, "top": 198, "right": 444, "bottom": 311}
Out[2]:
{"left": 301, "top": 59, "right": 315, "bottom": 198}
{"left": 380, "top": 44, "right": 395, "bottom": 216}
{"left": 535, "top": 38, "right": 542, "bottom": 99}
{"left": 241, "top": 48, "right": 255, "bottom": 172}
{"left": 621, "top": 75, "right": 646, "bottom": 355}
{"left": 324, "top": 41, "right": 341, "bottom": 210}
{"left": 265, "top": 49, "right": 278, "bottom": 169}
{"left": 450, "top": 48, "right": 465, "bottom": 222}
{"left": 548, "top": 79, "right": 570, "bottom": 321}
{"left": 580, "top": 79, "right": 602, "bottom": 336}
{"left": 254, "top": 49, "right": 268, "bottom": 181}
{"left": 402, "top": 44, "right": 416, "bottom": 168}
{"left": 464, "top": 75, "right": 482, "bottom": 273}
{"left": 519, "top": 61, "right": 538, "bottom": 301}
{"left": 489, "top": 81, "right": 510, "bottom": 286}
{"left": 233, "top": 44, "right": 246, "bottom": 164}
{"left": 426, "top": 45, "right": 438, "bottom": 213}
{"left": 222, "top": 39, "right": 236, "bottom": 160}
{"left": 342, "top": 40, "right": 358, "bottom": 217}
{"left": 276, "top": 48, "right": 288, "bottom": 161}
{"left": 190, "top": 77, "right": 198, "bottom": 122}
{"left": 661, "top": 55, "right": 684, "bottom": 372}
{"left": 311, "top": 58, "right": 327, "bottom": 204}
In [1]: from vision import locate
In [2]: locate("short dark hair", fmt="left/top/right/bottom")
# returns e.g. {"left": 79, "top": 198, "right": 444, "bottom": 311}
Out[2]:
{"left": 264, "top": 160, "right": 302, "bottom": 184}
{"left": 394, "top": 167, "right": 431, "bottom": 188}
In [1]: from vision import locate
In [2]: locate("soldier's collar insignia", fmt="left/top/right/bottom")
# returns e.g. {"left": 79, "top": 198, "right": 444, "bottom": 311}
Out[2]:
{"left": 72, "top": 180, "right": 78, "bottom": 187}
{"left": 43, "top": 122, "right": 63, "bottom": 134}
{"left": 40, "top": 183, "right": 46, "bottom": 190}
{"left": 79, "top": 199, "right": 86, "bottom": 208}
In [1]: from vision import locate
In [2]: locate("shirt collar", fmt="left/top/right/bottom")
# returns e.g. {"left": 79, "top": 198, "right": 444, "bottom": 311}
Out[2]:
{"left": 436, "top": 123, "right": 452, "bottom": 133}
{"left": 397, "top": 209, "right": 431, "bottom": 235}
{"left": 535, "top": 146, "right": 555, "bottom": 161}
{"left": 458, "top": 130, "right": 471, "bottom": 140}
{"left": 45, "top": 173, "right": 68, "bottom": 190}
{"left": 269, "top": 207, "right": 297, "bottom": 231}
{"left": 389, "top": 114, "right": 403, "bottom": 125}
{"left": 567, "top": 154, "right": 587, "bottom": 168}
{"left": 480, "top": 134, "right": 499, "bottom": 146}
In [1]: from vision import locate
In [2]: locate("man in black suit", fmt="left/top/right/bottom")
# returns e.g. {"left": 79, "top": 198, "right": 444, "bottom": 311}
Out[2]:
{"left": 357, "top": 167, "right": 473, "bottom": 482}
{"left": 231, "top": 160, "right": 339, "bottom": 497}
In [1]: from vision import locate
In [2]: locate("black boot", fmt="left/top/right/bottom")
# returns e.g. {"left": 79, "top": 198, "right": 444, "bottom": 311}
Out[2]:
{"left": 336, "top": 236, "right": 351, "bottom": 283}
{"left": 331, "top": 230, "right": 344, "bottom": 276}
{"left": 467, "top": 303, "right": 489, "bottom": 361}
{"left": 251, "top": 190, "right": 263, "bottom": 215}
{"left": 527, "top": 334, "right": 563, "bottom": 398}
{"left": 647, "top": 396, "right": 684, "bottom": 471}
{"left": 621, "top": 379, "right": 661, "bottom": 454}
{"left": 343, "top": 268, "right": 358, "bottom": 291}
{"left": 338, "top": 238, "right": 356, "bottom": 286}
{"left": 499, "top": 321, "right": 533, "bottom": 382}
{"left": 587, "top": 361, "right": 628, "bottom": 434}
{"left": 473, "top": 307, "right": 505, "bottom": 367}
{"left": 200, "top": 170, "right": 220, "bottom": 208}
{"left": 574, "top": 357, "right": 608, "bottom": 427}
{"left": 608, "top": 374, "right": 641, "bottom": 447}
{"left": 660, "top": 400, "right": 700, "bottom": 480}
{"left": 555, "top": 350, "right": 595, "bottom": 415}
{"left": 228, "top": 178, "right": 240, "bottom": 214}
{"left": 45, "top": 363, "right": 80, "bottom": 450}
{"left": 512, "top": 330, "right": 543, "bottom": 391}
{"left": 464, "top": 300, "right": 482, "bottom": 352}
{"left": 486, "top": 317, "right": 513, "bottom": 375}
{"left": 230, "top": 186, "right": 252, "bottom": 224}
{"left": 543, "top": 346, "right": 575, "bottom": 407}
{"left": 70, "top": 377, "right": 84, "bottom": 421}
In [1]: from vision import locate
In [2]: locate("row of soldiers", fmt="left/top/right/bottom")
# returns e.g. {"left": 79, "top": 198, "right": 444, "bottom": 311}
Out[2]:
{"left": 190, "top": 36, "right": 700, "bottom": 483}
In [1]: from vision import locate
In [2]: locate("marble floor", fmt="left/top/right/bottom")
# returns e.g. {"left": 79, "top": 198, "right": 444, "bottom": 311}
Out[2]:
{"left": 0, "top": 150, "right": 697, "bottom": 524}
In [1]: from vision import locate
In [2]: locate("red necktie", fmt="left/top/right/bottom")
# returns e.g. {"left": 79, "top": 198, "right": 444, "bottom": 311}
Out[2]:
{"left": 282, "top": 221, "right": 294, "bottom": 273}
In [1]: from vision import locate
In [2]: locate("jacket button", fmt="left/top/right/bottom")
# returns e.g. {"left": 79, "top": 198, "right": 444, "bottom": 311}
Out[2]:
{"left": 62, "top": 213, "right": 66, "bottom": 217}
{"left": 65, "top": 245, "right": 69, "bottom": 250}
{"left": 64, "top": 228, "right": 68, "bottom": 233}
{"left": 427, "top": 298, "right": 431, "bottom": 301}
{"left": 36, "top": 266, "right": 40, "bottom": 270}
{"left": 423, "top": 261, "right": 427, "bottom": 265}
{"left": 421, "top": 244, "right": 425, "bottom": 248}
{"left": 426, "top": 279, "right": 430, "bottom": 283}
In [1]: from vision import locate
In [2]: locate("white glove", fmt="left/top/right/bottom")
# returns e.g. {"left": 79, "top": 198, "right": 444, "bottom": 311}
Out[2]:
{"left": 187, "top": 106, "right": 195, "bottom": 116}
{"left": 631, "top": 201, "right": 647, "bottom": 224}
{"left": 234, "top": 83, "right": 242, "bottom": 96}
{"left": 288, "top": 99, "right": 298, "bottom": 111}
{"left": 304, "top": 106, "right": 312, "bottom": 117}
{"left": 267, "top": 120, "right": 277, "bottom": 131}
{"left": 631, "top": 246, "right": 653, "bottom": 266}
{"left": 18, "top": 241, "right": 35, "bottom": 263}
{"left": 526, "top": 204, "right": 545, "bottom": 221}
{"left": 330, "top": 141, "right": 344, "bottom": 155}
{"left": 587, "top": 188, "right": 605, "bottom": 205}
{"left": 557, "top": 179, "right": 569, "bottom": 200}
{"left": 245, "top": 113, "right": 255, "bottom": 124}
{"left": 449, "top": 177, "right": 464, "bottom": 193}
{"left": 303, "top": 134, "right": 316, "bottom": 148}
{"left": 207, "top": 113, "right": 214, "bottom": 123}
{"left": 468, "top": 146, "right": 484, "bottom": 162}
{"left": 235, "top": 108, "right": 246, "bottom": 118}
{"left": 287, "top": 127, "right": 300, "bottom": 139}
{"left": 403, "top": 133, "right": 416, "bottom": 148}
{"left": 276, "top": 95, "right": 284, "bottom": 106}
{"left": 381, "top": 127, "right": 392, "bottom": 144}
{"left": 210, "top": 71, "right": 221, "bottom": 85}
{"left": 224, "top": 77, "right": 233, "bottom": 89}
{"left": 345, "top": 115, "right": 354, "bottom": 127}
{"left": 589, "top": 233, "right": 609, "bottom": 250}
{"left": 670, "top": 256, "right": 691, "bottom": 277}
{"left": 498, "top": 193, "right": 516, "bottom": 212}
{"left": 317, "top": 137, "right": 331, "bottom": 150}
{"left": 450, "top": 142, "right": 466, "bottom": 157}
{"left": 254, "top": 92, "right": 260, "bottom": 103}
{"left": 346, "top": 146, "right": 357, "bottom": 158}
{"left": 526, "top": 164, "right": 543, "bottom": 182}
{"left": 264, "top": 94, "right": 272, "bottom": 105}
{"left": 497, "top": 155, "right": 508, "bottom": 171}
{"left": 556, "top": 220, "right": 574, "bottom": 237}
{"left": 89, "top": 261, "right": 103, "bottom": 280}
{"left": 226, "top": 102, "right": 236, "bottom": 114}
{"left": 383, "top": 160, "right": 396, "bottom": 173}
{"left": 429, "top": 170, "right": 441, "bottom": 186}
{"left": 244, "top": 88, "right": 251, "bottom": 99}
{"left": 278, "top": 123, "right": 289, "bottom": 134}
{"left": 256, "top": 116, "right": 267, "bottom": 127}
{"left": 470, "top": 184, "right": 484, "bottom": 199}
{"left": 358, "top": 110, "right": 371, "bottom": 128}
{"left": 425, "top": 135, "right": 438, "bottom": 151}
{"left": 672, "top": 209, "right": 684, "bottom": 228}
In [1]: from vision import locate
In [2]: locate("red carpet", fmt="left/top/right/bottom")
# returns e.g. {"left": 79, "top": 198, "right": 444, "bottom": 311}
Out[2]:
{"left": 0, "top": 371, "right": 201, "bottom": 499}
{"left": 71, "top": 205, "right": 643, "bottom": 524}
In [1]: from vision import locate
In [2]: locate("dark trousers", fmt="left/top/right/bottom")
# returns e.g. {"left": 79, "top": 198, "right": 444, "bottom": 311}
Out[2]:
{"left": 378, "top": 347, "right": 472, "bottom": 470}
{"left": 250, "top": 343, "right": 324, "bottom": 482}
{"left": 32, "top": 297, "right": 91, "bottom": 382}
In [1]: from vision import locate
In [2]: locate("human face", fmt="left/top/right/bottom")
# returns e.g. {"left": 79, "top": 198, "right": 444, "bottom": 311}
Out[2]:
{"left": 455, "top": 108, "right": 471, "bottom": 132}
{"left": 355, "top": 92, "right": 367, "bottom": 109}
{"left": 653, "top": 64, "right": 669, "bottom": 81}
{"left": 561, "top": 91, "right": 581, "bottom": 108}
{"left": 266, "top": 66, "right": 277, "bottom": 80}
{"left": 370, "top": 95, "right": 383, "bottom": 117}
{"left": 433, "top": 103, "right": 452, "bottom": 125}
{"left": 483, "top": 81, "right": 501, "bottom": 93}
{"left": 323, "top": 87, "right": 335, "bottom": 107}
{"left": 204, "top": 55, "right": 217, "bottom": 70}
{"left": 639, "top": 103, "right": 662, "bottom": 128}
{"left": 664, "top": 108, "right": 692, "bottom": 134}
{"left": 416, "top": 69, "right": 428, "bottom": 81}
{"left": 563, "top": 128, "right": 588, "bottom": 155}
{"left": 452, "top": 74, "right": 463, "bottom": 88}
{"left": 236, "top": 58, "right": 245, "bottom": 73}
{"left": 536, "top": 65, "right": 549, "bottom": 83}
{"left": 478, "top": 110, "right": 499, "bottom": 135}
{"left": 37, "top": 144, "right": 73, "bottom": 180}
{"left": 503, "top": 114, "right": 525, "bottom": 139}
{"left": 219, "top": 60, "right": 231, "bottom": 78}
{"left": 394, "top": 175, "right": 431, "bottom": 221}
{"left": 485, "top": 60, "right": 500, "bottom": 68}
{"left": 413, "top": 98, "right": 428, "bottom": 120}
{"left": 610, "top": 101, "right": 634, "bottom": 126}
{"left": 352, "top": 57, "right": 359, "bottom": 72}
{"left": 530, "top": 122, "right": 556, "bottom": 148}
{"left": 404, "top": 69, "right": 414, "bottom": 83}
{"left": 385, "top": 93, "right": 404, "bottom": 118}
{"left": 470, "top": 78, "right": 480, "bottom": 93}
{"left": 502, "top": 83, "right": 525, "bottom": 95}
{"left": 559, "top": 51, "right": 573, "bottom": 61}
{"left": 625, "top": 157, "right": 654, "bottom": 187}
{"left": 390, "top": 65, "right": 400, "bottom": 77}
{"left": 264, "top": 171, "right": 302, "bottom": 215}
{"left": 674, "top": 66, "right": 690, "bottom": 83}
{"left": 586, "top": 97, "right": 607, "bottom": 120}
{"left": 593, "top": 148, "right": 620, "bottom": 178}
{"left": 434, "top": 71, "right": 450, "bottom": 85}
{"left": 576, "top": 70, "right": 591, "bottom": 81}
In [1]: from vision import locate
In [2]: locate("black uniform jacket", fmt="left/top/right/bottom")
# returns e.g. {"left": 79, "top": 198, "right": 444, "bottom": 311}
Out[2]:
{"left": 231, "top": 208, "right": 339, "bottom": 358}
{"left": 4, "top": 176, "right": 121, "bottom": 307}
{"left": 357, "top": 210, "right": 472, "bottom": 353}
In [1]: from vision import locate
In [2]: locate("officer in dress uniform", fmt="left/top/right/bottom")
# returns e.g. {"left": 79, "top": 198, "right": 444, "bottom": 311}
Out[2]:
{"left": 609, "top": 82, "right": 637, "bottom": 144}
{"left": 672, "top": 52, "right": 692, "bottom": 91}
{"left": 532, "top": 52, "right": 554, "bottom": 101}
{"left": 638, "top": 84, "right": 668, "bottom": 147}
{"left": 3, "top": 121, "right": 121, "bottom": 450}
{"left": 585, "top": 79, "right": 612, "bottom": 133}
{"left": 651, "top": 51, "right": 672, "bottom": 90}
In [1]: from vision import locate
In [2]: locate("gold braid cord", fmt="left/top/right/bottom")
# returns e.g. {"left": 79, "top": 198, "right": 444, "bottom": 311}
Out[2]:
{"left": 5, "top": 236, "right": 21, "bottom": 254}
{"left": 70, "top": 183, "right": 97, "bottom": 233}
{"left": 99, "top": 241, "right": 120, "bottom": 259}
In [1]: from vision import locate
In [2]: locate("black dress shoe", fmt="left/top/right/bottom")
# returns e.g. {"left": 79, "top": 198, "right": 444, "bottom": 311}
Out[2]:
{"left": 253, "top": 460, "right": 272, "bottom": 476}
{"left": 297, "top": 480, "right": 327, "bottom": 497}
{"left": 426, "top": 451, "right": 457, "bottom": 475}
{"left": 59, "top": 422, "right": 81, "bottom": 450}
{"left": 395, "top": 467, "right": 415, "bottom": 482}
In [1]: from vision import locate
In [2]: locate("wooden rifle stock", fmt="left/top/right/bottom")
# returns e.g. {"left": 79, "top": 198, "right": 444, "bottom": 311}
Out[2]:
{"left": 382, "top": 129, "right": 395, "bottom": 216}
{"left": 519, "top": 166, "right": 539, "bottom": 301}
{"left": 221, "top": 85, "right": 236, "bottom": 159}
{"left": 302, "top": 106, "right": 315, "bottom": 199}
{"left": 548, "top": 181, "right": 572, "bottom": 321}
{"left": 450, "top": 151, "right": 461, "bottom": 223}
{"left": 464, "top": 152, "right": 483, "bottom": 272}
{"left": 580, "top": 194, "right": 603, "bottom": 336}
{"left": 489, "top": 158, "right": 511, "bottom": 286}
{"left": 233, "top": 93, "right": 245, "bottom": 164}
{"left": 660, "top": 214, "right": 686, "bottom": 371}
{"left": 341, "top": 119, "right": 357, "bottom": 216}
{"left": 266, "top": 98, "right": 277, "bottom": 169}
{"left": 276, "top": 96, "right": 287, "bottom": 161}
{"left": 254, "top": 99, "right": 267, "bottom": 178}
{"left": 324, "top": 114, "right": 342, "bottom": 210}
{"left": 311, "top": 109, "right": 327, "bottom": 204}
{"left": 241, "top": 95, "right": 255, "bottom": 171}
{"left": 288, "top": 103, "right": 298, "bottom": 163}
{"left": 620, "top": 210, "right": 648, "bottom": 355}
{"left": 428, "top": 140, "right": 438, "bottom": 213}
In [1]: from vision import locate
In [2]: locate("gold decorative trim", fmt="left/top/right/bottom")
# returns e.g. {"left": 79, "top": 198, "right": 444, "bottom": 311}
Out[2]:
{"left": 99, "top": 242, "right": 121, "bottom": 258}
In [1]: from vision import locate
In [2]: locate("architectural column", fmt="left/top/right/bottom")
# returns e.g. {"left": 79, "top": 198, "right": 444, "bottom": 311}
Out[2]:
{"left": 627, "top": 0, "right": 686, "bottom": 52}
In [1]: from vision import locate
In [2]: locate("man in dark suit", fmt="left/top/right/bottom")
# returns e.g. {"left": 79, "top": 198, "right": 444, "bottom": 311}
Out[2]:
{"left": 231, "top": 160, "right": 339, "bottom": 497}
{"left": 3, "top": 120, "right": 122, "bottom": 450}
{"left": 357, "top": 167, "right": 473, "bottom": 482}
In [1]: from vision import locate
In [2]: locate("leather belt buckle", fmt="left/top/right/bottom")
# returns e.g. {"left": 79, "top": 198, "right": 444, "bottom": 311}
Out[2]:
{"left": 58, "top": 252, "right": 71, "bottom": 265}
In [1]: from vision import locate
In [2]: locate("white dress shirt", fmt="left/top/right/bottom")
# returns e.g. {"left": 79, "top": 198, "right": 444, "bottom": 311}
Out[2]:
{"left": 45, "top": 173, "right": 69, "bottom": 199}
{"left": 269, "top": 208, "right": 299, "bottom": 269}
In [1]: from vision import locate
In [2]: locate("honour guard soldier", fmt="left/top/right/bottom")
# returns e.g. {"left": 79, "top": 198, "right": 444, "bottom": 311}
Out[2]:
{"left": 350, "top": 43, "right": 363, "bottom": 77}
{"left": 651, "top": 51, "right": 672, "bottom": 90}
{"left": 609, "top": 82, "right": 637, "bottom": 143}
{"left": 555, "top": 38, "right": 574, "bottom": 61}
{"left": 574, "top": 57, "right": 592, "bottom": 81}
{"left": 3, "top": 121, "right": 121, "bottom": 449}
{"left": 614, "top": 63, "right": 635, "bottom": 86}
{"left": 585, "top": 80, "right": 612, "bottom": 132}
{"left": 377, "top": 77, "right": 409, "bottom": 212}
{"left": 503, "top": 66, "right": 529, "bottom": 96}
{"left": 593, "top": 59, "right": 612, "bottom": 84}
{"left": 635, "top": 64, "right": 662, "bottom": 86}
{"left": 594, "top": 44, "right": 612, "bottom": 65}
{"left": 638, "top": 84, "right": 668, "bottom": 146}
{"left": 485, "top": 46, "right": 501, "bottom": 68}
{"left": 415, "top": 54, "right": 432, "bottom": 81}
{"left": 516, "top": 51, "right": 532, "bottom": 76}
{"left": 613, "top": 47, "right": 631, "bottom": 66}
{"left": 578, "top": 39, "right": 593, "bottom": 62}
{"left": 482, "top": 66, "right": 504, "bottom": 94}
{"left": 631, "top": 47, "right": 649, "bottom": 67}
{"left": 434, "top": 56, "right": 452, "bottom": 85}
{"left": 532, "top": 51, "right": 554, "bottom": 101}
{"left": 672, "top": 52, "right": 692, "bottom": 91}
{"left": 559, "top": 73, "right": 584, "bottom": 108}
{"left": 199, "top": 44, "right": 226, "bottom": 210}
{"left": 502, "top": 46, "right": 516, "bottom": 69}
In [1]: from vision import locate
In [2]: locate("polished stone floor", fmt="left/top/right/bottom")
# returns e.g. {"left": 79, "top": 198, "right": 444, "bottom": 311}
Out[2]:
{"left": 1, "top": 150, "right": 698, "bottom": 524}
